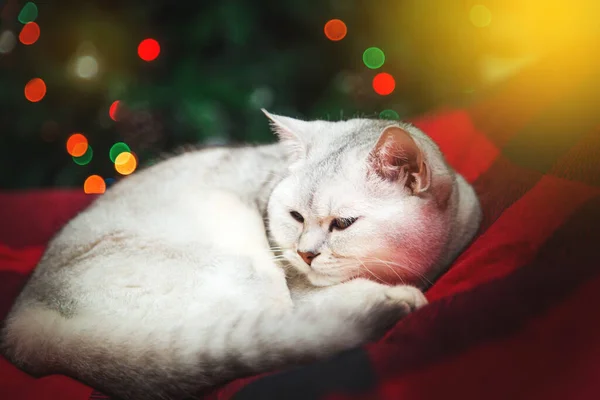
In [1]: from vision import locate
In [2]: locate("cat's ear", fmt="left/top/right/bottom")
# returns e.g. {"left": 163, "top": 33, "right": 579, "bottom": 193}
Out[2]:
{"left": 262, "top": 109, "right": 307, "bottom": 162}
{"left": 368, "top": 125, "right": 431, "bottom": 194}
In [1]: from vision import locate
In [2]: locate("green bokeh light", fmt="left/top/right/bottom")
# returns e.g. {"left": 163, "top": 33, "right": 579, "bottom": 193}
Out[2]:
{"left": 109, "top": 142, "right": 131, "bottom": 163}
{"left": 363, "top": 47, "right": 385, "bottom": 69}
{"left": 18, "top": 2, "right": 38, "bottom": 24}
{"left": 379, "top": 109, "right": 400, "bottom": 120}
{"left": 73, "top": 145, "right": 93, "bottom": 166}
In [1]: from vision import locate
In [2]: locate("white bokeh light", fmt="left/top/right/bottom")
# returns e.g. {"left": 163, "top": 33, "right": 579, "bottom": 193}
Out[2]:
{"left": 75, "top": 55, "right": 98, "bottom": 79}
{"left": 0, "top": 31, "right": 17, "bottom": 54}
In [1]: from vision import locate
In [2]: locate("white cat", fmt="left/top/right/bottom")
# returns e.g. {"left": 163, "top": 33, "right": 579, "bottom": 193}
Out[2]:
{"left": 1, "top": 110, "right": 481, "bottom": 400}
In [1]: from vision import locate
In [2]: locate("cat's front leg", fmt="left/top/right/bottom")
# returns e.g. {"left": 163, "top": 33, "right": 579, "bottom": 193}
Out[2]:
{"left": 297, "top": 278, "right": 428, "bottom": 343}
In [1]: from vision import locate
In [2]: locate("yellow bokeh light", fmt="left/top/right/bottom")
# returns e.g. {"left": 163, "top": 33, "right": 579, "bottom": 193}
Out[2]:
{"left": 114, "top": 151, "right": 137, "bottom": 175}
{"left": 470, "top": 5, "right": 492, "bottom": 28}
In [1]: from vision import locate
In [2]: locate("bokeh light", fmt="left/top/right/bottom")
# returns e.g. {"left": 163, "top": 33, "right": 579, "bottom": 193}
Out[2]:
{"left": 470, "top": 5, "right": 492, "bottom": 28}
{"left": 379, "top": 109, "right": 400, "bottom": 120}
{"left": 324, "top": 19, "right": 347, "bottom": 41}
{"left": 84, "top": 175, "right": 106, "bottom": 194}
{"left": 109, "top": 142, "right": 131, "bottom": 163}
{"left": 18, "top": 2, "right": 38, "bottom": 24}
{"left": 73, "top": 145, "right": 94, "bottom": 166}
{"left": 363, "top": 47, "right": 385, "bottom": 69}
{"left": 24, "top": 78, "right": 46, "bottom": 102}
{"left": 372, "top": 73, "right": 395, "bottom": 96}
{"left": 66, "top": 133, "right": 88, "bottom": 157}
{"left": 138, "top": 38, "right": 160, "bottom": 61}
{"left": 18, "top": 22, "right": 39, "bottom": 45}
{"left": 109, "top": 100, "right": 120, "bottom": 121}
{"left": 0, "top": 30, "right": 17, "bottom": 54}
{"left": 75, "top": 55, "right": 98, "bottom": 79}
{"left": 114, "top": 152, "right": 137, "bottom": 175}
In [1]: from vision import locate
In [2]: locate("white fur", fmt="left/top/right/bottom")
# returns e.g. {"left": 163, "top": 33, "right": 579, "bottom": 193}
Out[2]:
{"left": 1, "top": 113, "right": 480, "bottom": 400}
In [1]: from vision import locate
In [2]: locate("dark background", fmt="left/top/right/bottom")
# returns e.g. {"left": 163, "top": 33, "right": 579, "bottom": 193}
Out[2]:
{"left": 1, "top": 0, "right": 598, "bottom": 190}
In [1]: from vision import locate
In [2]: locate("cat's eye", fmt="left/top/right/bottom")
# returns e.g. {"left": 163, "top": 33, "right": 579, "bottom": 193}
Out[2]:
{"left": 290, "top": 211, "right": 304, "bottom": 223}
{"left": 329, "top": 217, "right": 358, "bottom": 232}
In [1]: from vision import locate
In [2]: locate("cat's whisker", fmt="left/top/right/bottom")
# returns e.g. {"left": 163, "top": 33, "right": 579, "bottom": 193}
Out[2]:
{"left": 363, "top": 257, "right": 405, "bottom": 285}
{"left": 360, "top": 257, "right": 432, "bottom": 286}
{"left": 363, "top": 261, "right": 402, "bottom": 284}
{"left": 354, "top": 258, "right": 389, "bottom": 285}
{"left": 383, "top": 261, "right": 433, "bottom": 286}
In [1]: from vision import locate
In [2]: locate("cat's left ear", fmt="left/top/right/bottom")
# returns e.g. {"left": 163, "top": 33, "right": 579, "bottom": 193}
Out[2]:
{"left": 368, "top": 125, "right": 431, "bottom": 194}
{"left": 262, "top": 109, "right": 308, "bottom": 162}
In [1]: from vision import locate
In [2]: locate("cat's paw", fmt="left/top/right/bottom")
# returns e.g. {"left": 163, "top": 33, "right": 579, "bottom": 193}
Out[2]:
{"left": 359, "top": 284, "right": 427, "bottom": 341}
{"left": 301, "top": 279, "right": 428, "bottom": 345}
{"left": 384, "top": 285, "right": 428, "bottom": 311}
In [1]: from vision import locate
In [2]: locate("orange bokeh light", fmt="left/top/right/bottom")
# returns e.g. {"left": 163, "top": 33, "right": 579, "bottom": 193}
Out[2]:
{"left": 19, "top": 22, "right": 40, "bottom": 45}
{"left": 324, "top": 19, "right": 347, "bottom": 41}
{"left": 114, "top": 152, "right": 137, "bottom": 175}
{"left": 109, "top": 100, "right": 120, "bottom": 121}
{"left": 372, "top": 72, "right": 396, "bottom": 96}
{"left": 84, "top": 175, "right": 106, "bottom": 194}
{"left": 66, "top": 133, "right": 88, "bottom": 157}
{"left": 24, "top": 78, "right": 46, "bottom": 102}
{"left": 138, "top": 38, "right": 160, "bottom": 61}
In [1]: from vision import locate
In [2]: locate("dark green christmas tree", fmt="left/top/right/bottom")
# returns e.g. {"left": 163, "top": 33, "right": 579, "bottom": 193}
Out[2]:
{"left": 1, "top": 0, "right": 492, "bottom": 190}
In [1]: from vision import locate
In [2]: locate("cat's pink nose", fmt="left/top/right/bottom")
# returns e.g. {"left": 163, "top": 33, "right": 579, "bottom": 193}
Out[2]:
{"left": 297, "top": 250, "right": 320, "bottom": 266}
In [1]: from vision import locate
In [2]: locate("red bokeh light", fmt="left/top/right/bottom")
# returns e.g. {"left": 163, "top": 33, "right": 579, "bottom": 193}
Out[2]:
{"left": 19, "top": 22, "right": 40, "bottom": 45}
{"left": 372, "top": 73, "right": 396, "bottom": 96}
{"left": 24, "top": 78, "right": 46, "bottom": 102}
{"left": 138, "top": 38, "right": 160, "bottom": 62}
{"left": 66, "top": 133, "right": 88, "bottom": 157}
{"left": 84, "top": 175, "right": 106, "bottom": 194}
{"left": 109, "top": 100, "right": 120, "bottom": 121}
{"left": 324, "top": 19, "right": 347, "bottom": 41}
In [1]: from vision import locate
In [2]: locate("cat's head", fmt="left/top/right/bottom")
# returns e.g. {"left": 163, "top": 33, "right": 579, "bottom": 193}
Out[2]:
{"left": 264, "top": 110, "right": 455, "bottom": 288}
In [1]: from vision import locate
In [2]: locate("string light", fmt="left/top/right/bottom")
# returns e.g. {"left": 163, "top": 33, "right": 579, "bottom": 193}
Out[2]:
{"left": 470, "top": 5, "right": 492, "bottom": 28}
{"left": 73, "top": 145, "right": 93, "bottom": 166}
{"left": 17, "top": 2, "right": 38, "bottom": 24}
{"left": 66, "top": 133, "right": 88, "bottom": 157}
{"left": 114, "top": 152, "right": 137, "bottom": 175}
{"left": 363, "top": 47, "right": 385, "bottom": 69}
{"left": 379, "top": 109, "right": 400, "bottom": 120}
{"left": 84, "top": 175, "right": 106, "bottom": 194}
{"left": 324, "top": 19, "right": 347, "bottom": 41}
{"left": 24, "top": 78, "right": 46, "bottom": 102}
{"left": 109, "top": 142, "right": 131, "bottom": 163}
{"left": 109, "top": 100, "right": 120, "bottom": 121}
{"left": 18, "top": 22, "right": 39, "bottom": 45}
{"left": 138, "top": 38, "right": 160, "bottom": 61}
{"left": 372, "top": 73, "right": 395, "bottom": 96}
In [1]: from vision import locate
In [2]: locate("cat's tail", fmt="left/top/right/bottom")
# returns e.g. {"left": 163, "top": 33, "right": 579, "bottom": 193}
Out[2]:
{"left": 1, "top": 283, "right": 423, "bottom": 400}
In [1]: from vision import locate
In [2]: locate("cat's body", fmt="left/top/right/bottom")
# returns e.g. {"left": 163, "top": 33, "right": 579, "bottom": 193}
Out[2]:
{"left": 1, "top": 113, "right": 481, "bottom": 400}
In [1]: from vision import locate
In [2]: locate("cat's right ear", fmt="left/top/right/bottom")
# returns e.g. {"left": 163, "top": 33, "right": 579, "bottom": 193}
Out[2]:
{"left": 367, "top": 125, "right": 431, "bottom": 194}
{"left": 262, "top": 109, "right": 307, "bottom": 163}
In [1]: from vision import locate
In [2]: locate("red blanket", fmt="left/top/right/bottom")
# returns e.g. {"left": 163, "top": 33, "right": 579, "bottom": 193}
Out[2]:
{"left": 2, "top": 50, "right": 600, "bottom": 400}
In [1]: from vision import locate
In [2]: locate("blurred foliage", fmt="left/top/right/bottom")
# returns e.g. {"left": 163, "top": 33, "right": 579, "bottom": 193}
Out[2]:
{"left": 0, "top": 0, "right": 598, "bottom": 189}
